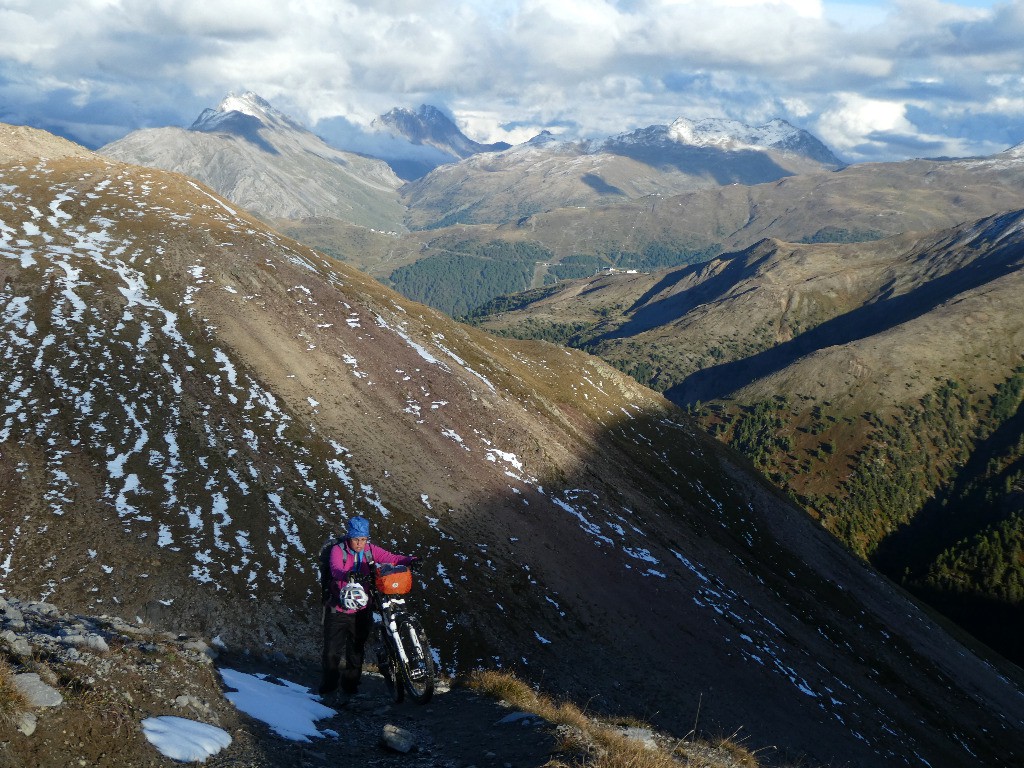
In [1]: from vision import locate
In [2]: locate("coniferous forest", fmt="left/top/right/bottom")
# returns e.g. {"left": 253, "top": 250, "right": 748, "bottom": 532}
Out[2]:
{"left": 698, "top": 369, "right": 1024, "bottom": 664}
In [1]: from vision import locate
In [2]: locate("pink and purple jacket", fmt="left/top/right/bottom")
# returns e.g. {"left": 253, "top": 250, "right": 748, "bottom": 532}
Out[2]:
{"left": 329, "top": 542, "right": 417, "bottom": 614}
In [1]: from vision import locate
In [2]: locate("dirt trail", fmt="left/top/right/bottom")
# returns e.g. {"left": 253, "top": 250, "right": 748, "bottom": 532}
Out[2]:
{"left": 209, "top": 652, "right": 558, "bottom": 768}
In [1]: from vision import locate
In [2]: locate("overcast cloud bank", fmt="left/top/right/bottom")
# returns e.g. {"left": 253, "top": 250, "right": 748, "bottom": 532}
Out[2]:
{"left": 1, "top": 0, "right": 1022, "bottom": 162}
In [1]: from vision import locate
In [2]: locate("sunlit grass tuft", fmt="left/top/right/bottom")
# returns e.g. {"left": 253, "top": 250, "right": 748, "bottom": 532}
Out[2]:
{"left": 466, "top": 668, "right": 765, "bottom": 768}
{"left": 0, "top": 658, "right": 29, "bottom": 727}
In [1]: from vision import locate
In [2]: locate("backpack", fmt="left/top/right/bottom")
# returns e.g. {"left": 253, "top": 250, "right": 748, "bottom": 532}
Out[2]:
{"left": 318, "top": 537, "right": 343, "bottom": 606}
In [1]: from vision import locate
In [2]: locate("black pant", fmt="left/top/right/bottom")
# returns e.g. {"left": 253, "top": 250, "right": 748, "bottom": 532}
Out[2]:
{"left": 320, "top": 607, "right": 373, "bottom": 695}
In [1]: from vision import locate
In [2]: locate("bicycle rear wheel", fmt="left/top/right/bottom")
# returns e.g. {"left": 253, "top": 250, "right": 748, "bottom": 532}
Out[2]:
{"left": 396, "top": 617, "right": 434, "bottom": 704}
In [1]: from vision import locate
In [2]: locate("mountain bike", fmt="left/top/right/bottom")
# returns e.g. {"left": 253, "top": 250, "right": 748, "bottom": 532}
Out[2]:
{"left": 372, "top": 563, "right": 435, "bottom": 704}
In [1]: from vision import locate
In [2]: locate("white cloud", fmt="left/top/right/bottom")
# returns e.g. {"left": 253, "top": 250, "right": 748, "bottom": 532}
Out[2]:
{"left": 815, "top": 90, "right": 992, "bottom": 158}
{"left": 511, "top": 0, "right": 626, "bottom": 73}
{"left": 817, "top": 93, "right": 915, "bottom": 152}
{"left": 1, "top": 0, "right": 1023, "bottom": 161}
{"left": 782, "top": 97, "right": 814, "bottom": 119}
{"left": 649, "top": 0, "right": 824, "bottom": 18}
{"left": 452, "top": 108, "right": 539, "bottom": 145}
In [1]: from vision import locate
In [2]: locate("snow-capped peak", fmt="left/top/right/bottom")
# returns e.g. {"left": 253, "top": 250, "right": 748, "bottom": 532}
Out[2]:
{"left": 1003, "top": 140, "right": 1024, "bottom": 159}
{"left": 190, "top": 91, "right": 301, "bottom": 135}
{"left": 667, "top": 117, "right": 800, "bottom": 151}
{"left": 217, "top": 92, "right": 275, "bottom": 120}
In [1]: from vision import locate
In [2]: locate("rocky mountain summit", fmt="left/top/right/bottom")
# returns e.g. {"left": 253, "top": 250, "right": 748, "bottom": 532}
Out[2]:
{"left": 675, "top": 116, "right": 840, "bottom": 162}
{"left": 373, "top": 105, "right": 510, "bottom": 161}
{"left": 100, "top": 92, "right": 405, "bottom": 230}
{"left": 4, "top": 124, "right": 1024, "bottom": 767}
{"left": 190, "top": 93, "right": 308, "bottom": 139}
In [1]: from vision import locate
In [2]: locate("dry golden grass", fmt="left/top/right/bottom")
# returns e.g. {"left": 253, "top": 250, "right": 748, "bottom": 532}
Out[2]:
{"left": 670, "top": 733, "right": 761, "bottom": 768}
{"left": 467, "top": 668, "right": 588, "bottom": 730}
{"left": 75, "top": 686, "right": 136, "bottom": 738}
{"left": 0, "top": 658, "right": 29, "bottom": 727}
{"left": 466, "top": 669, "right": 763, "bottom": 768}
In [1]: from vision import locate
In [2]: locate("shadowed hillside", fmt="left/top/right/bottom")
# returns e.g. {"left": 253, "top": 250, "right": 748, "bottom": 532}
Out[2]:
{"left": 2, "top": 125, "right": 1023, "bottom": 767}
{"left": 470, "top": 212, "right": 1024, "bottom": 666}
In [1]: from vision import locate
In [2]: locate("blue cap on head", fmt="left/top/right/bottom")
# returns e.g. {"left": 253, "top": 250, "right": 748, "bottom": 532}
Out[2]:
{"left": 346, "top": 515, "right": 370, "bottom": 539}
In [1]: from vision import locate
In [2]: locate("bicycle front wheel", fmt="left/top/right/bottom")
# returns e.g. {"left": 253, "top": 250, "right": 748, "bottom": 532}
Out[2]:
{"left": 396, "top": 617, "right": 435, "bottom": 704}
{"left": 374, "top": 627, "right": 403, "bottom": 703}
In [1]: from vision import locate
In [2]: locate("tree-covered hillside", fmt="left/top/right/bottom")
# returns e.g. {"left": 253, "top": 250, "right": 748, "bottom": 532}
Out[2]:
{"left": 693, "top": 368, "right": 1024, "bottom": 664}
{"left": 390, "top": 238, "right": 719, "bottom": 318}
{"left": 389, "top": 242, "right": 541, "bottom": 318}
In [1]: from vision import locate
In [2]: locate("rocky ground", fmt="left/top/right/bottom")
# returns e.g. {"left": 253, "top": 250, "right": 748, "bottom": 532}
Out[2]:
{"left": 3, "top": 596, "right": 734, "bottom": 768}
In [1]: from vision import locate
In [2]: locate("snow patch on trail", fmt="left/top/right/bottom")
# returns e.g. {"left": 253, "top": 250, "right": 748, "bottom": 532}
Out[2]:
{"left": 220, "top": 668, "right": 335, "bottom": 742}
{"left": 142, "top": 716, "right": 232, "bottom": 762}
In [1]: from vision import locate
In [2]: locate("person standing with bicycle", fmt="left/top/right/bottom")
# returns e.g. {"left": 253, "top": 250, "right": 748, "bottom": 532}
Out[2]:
{"left": 319, "top": 515, "right": 418, "bottom": 699}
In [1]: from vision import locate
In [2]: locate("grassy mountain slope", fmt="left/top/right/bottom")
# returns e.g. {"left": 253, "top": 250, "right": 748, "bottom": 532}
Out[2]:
{"left": 471, "top": 213, "right": 1024, "bottom": 664}
{"left": 2, "top": 125, "right": 1024, "bottom": 767}
{"left": 401, "top": 129, "right": 842, "bottom": 230}
{"left": 288, "top": 150, "right": 1024, "bottom": 320}
{"left": 492, "top": 154, "right": 1024, "bottom": 257}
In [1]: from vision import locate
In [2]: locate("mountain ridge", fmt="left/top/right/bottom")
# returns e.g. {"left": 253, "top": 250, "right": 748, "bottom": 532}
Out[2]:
{"left": 606, "top": 115, "right": 843, "bottom": 166}
{"left": 3, "top": 125, "right": 1024, "bottom": 766}
{"left": 401, "top": 115, "right": 844, "bottom": 230}
{"left": 98, "top": 92, "right": 847, "bottom": 234}
{"left": 310, "top": 148, "right": 1024, "bottom": 320}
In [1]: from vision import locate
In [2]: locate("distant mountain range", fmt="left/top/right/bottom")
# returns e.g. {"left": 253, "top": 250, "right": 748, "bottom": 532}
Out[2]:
{"left": 99, "top": 91, "right": 845, "bottom": 232}
{"left": 400, "top": 114, "right": 844, "bottom": 229}
{"left": 640, "top": 115, "right": 842, "bottom": 164}
{"left": 98, "top": 93, "right": 1024, "bottom": 321}
{"left": 4, "top": 122, "right": 1024, "bottom": 767}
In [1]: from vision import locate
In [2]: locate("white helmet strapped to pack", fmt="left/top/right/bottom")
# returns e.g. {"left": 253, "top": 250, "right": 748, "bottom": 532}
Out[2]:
{"left": 341, "top": 581, "right": 370, "bottom": 611}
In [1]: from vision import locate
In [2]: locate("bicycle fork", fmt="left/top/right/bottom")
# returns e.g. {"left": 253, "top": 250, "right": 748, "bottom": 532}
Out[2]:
{"left": 382, "top": 597, "right": 413, "bottom": 666}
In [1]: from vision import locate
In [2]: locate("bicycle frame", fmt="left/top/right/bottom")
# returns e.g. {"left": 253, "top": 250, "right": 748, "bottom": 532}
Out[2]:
{"left": 377, "top": 593, "right": 413, "bottom": 666}
{"left": 372, "top": 568, "right": 434, "bottom": 704}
